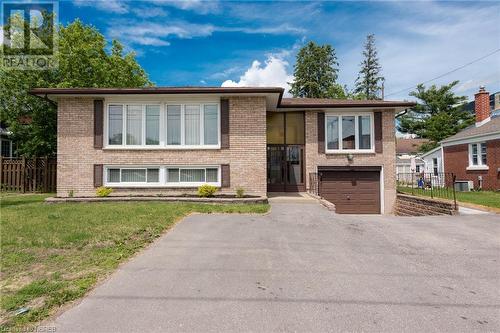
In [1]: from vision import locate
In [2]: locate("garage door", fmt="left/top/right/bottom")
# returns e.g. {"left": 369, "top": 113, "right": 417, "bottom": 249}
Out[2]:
{"left": 319, "top": 169, "right": 381, "bottom": 214}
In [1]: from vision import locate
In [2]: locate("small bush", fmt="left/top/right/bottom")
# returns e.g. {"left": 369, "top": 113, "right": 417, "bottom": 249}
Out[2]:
{"left": 96, "top": 187, "right": 113, "bottom": 197}
{"left": 68, "top": 190, "right": 74, "bottom": 198}
{"left": 198, "top": 184, "right": 218, "bottom": 197}
{"left": 236, "top": 187, "right": 245, "bottom": 198}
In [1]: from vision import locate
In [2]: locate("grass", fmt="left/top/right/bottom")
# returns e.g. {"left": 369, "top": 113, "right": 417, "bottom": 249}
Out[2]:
{"left": 0, "top": 194, "right": 269, "bottom": 329}
{"left": 397, "top": 186, "right": 500, "bottom": 209}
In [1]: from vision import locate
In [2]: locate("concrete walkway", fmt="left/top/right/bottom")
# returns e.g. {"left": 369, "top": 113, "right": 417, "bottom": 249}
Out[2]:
{"left": 52, "top": 203, "right": 500, "bottom": 332}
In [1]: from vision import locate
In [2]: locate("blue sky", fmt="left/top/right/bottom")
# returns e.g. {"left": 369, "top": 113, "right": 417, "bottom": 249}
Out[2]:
{"left": 58, "top": 1, "right": 500, "bottom": 101}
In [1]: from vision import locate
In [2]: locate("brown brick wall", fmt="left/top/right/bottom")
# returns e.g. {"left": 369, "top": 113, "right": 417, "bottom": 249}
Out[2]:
{"left": 395, "top": 194, "right": 457, "bottom": 216}
{"left": 56, "top": 96, "right": 267, "bottom": 197}
{"left": 443, "top": 139, "right": 500, "bottom": 190}
{"left": 304, "top": 110, "right": 397, "bottom": 214}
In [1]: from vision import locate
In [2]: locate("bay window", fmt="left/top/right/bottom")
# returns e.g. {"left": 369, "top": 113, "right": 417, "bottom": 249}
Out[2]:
{"left": 104, "top": 166, "right": 220, "bottom": 187}
{"left": 325, "top": 113, "right": 373, "bottom": 152}
{"left": 106, "top": 102, "right": 220, "bottom": 148}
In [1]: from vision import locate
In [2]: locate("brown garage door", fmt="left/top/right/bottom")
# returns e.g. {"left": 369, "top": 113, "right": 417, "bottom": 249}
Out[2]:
{"left": 319, "top": 169, "right": 381, "bottom": 214}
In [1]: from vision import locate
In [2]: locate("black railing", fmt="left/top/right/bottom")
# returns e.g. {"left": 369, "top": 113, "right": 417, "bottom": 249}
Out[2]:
{"left": 396, "top": 172, "right": 457, "bottom": 210}
{"left": 309, "top": 172, "right": 319, "bottom": 196}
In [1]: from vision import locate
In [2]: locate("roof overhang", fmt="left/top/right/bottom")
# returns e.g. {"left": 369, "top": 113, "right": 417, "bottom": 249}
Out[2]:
{"left": 30, "top": 87, "right": 415, "bottom": 112}
{"left": 30, "top": 87, "right": 284, "bottom": 112}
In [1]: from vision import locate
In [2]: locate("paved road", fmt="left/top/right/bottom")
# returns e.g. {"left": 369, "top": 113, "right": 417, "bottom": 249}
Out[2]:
{"left": 53, "top": 203, "right": 500, "bottom": 332}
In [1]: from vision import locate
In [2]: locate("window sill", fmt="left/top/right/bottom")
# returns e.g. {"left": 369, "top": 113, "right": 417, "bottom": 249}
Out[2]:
{"left": 104, "top": 183, "right": 221, "bottom": 188}
{"left": 325, "top": 150, "right": 375, "bottom": 155}
{"left": 103, "top": 145, "right": 221, "bottom": 150}
{"left": 466, "top": 165, "right": 489, "bottom": 171}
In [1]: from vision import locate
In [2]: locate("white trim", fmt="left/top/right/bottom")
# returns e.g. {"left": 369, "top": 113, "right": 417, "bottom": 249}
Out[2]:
{"left": 467, "top": 142, "right": 488, "bottom": 169}
{"left": 104, "top": 100, "right": 221, "bottom": 149}
{"left": 466, "top": 165, "right": 489, "bottom": 171}
{"left": 103, "top": 165, "right": 221, "bottom": 188}
{"left": 475, "top": 117, "right": 491, "bottom": 127}
{"left": 324, "top": 112, "right": 375, "bottom": 154}
{"left": 441, "top": 132, "right": 500, "bottom": 146}
{"left": 418, "top": 145, "right": 441, "bottom": 158}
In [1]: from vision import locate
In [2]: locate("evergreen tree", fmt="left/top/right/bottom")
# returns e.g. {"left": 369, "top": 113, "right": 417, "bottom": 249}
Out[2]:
{"left": 289, "top": 41, "right": 343, "bottom": 98}
{"left": 354, "top": 34, "right": 384, "bottom": 100}
{"left": 398, "top": 81, "right": 474, "bottom": 152}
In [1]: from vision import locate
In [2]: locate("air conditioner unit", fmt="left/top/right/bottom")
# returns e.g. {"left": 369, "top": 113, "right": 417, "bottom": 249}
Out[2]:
{"left": 454, "top": 180, "right": 474, "bottom": 192}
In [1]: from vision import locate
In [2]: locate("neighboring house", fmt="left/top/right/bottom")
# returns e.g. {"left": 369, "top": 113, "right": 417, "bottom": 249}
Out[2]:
{"left": 420, "top": 145, "right": 444, "bottom": 175}
{"left": 395, "top": 138, "right": 427, "bottom": 176}
{"left": 30, "top": 87, "right": 414, "bottom": 214}
{"left": 441, "top": 86, "right": 500, "bottom": 191}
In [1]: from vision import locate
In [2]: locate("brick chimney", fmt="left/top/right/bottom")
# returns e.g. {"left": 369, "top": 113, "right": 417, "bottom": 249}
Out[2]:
{"left": 475, "top": 86, "right": 490, "bottom": 125}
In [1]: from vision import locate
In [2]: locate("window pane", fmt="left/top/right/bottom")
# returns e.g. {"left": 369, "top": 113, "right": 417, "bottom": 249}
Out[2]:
{"left": 358, "top": 116, "right": 371, "bottom": 149}
{"left": 108, "top": 169, "right": 120, "bottom": 182}
{"left": 180, "top": 169, "right": 205, "bottom": 182}
{"left": 146, "top": 169, "right": 159, "bottom": 183}
{"left": 121, "top": 169, "right": 146, "bottom": 182}
{"left": 342, "top": 116, "right": 355, "bottom": 150}
{"left": 167, "top": 168, "right": 179, "bottom": 182}
{"left": 204, "top": 105, "right": 218, "bottom": 145}
{"left": 326, "top": 116, "right": 339, "bottom": 150}
{"left": 285, "top": 112, "right": 305, "bottom": 144}
{"left": 185, "top": 105, "right": 201, "bottom": 145}
{"left": 481, "top": 143, "right": 487, "bottom": 165}
{"left": 266, "top": 113, "right": 285, "bottom": 144}
{"left": 167, "top": 105, "right": 181, "bottom": 145}
{"left": 206, "top": 168, "right": 218, "bottom": 182}
{"left": 146, "top": 105, "right": 160, "bottom": 145}
{"left": 108, "top": 105, "right": 123, "bottom": 145}
{"left": 126, "top": 105, "right": 142, "bottom": 145}
{"left": 472, "top": 144, "right": 478, "bottom": 165}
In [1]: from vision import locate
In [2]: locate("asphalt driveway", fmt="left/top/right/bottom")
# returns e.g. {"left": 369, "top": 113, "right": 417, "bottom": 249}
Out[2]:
{"left": 53, "top": 202, "right": 500, "bottom": 332}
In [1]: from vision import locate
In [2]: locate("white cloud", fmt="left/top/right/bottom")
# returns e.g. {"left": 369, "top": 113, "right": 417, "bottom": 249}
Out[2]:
{"left": 131, "top": 6, "right": 169, "bottom": 18}
{"left": 221, "top": 24, "right": 305, "bottom": 35}
{"left": 108, "top": 21, "right": 215, "bottom": 46}
{"left": 222, "top": 56, "right": 294, "bottom": 95}
{"left": 73, "top": 0, "right": 128, "bottom": 14}
{"left": 108, "top": 20, "right": 303, "bottom": 47}
{"left": 147, "top": 0, "right": 220, "bottom": 14}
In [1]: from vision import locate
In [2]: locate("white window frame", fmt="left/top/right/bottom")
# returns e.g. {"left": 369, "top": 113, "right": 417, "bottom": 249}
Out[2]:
{"left": 104, "top": 102, "right": 220, "bottom": 150}
{"left": 325, "top": 112, "right": 375, "bottom": 154}
{"left": 467, "top": 142, "right": 489, "bottom": 170}
{"left": 103, "top": 165, "right": 221, "bottom": 188}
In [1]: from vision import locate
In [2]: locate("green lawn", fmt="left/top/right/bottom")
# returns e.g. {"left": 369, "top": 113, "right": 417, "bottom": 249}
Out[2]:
{"left": 397, "top": 186, "right": 500, "bottom": 209}
{"left": 0, "top": 194, "right": 269, "bottom": 329}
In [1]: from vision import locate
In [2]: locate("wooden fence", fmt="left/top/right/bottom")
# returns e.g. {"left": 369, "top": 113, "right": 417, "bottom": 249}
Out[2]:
{"left": 0, "top": 157, "right": 56, "bottom": 193}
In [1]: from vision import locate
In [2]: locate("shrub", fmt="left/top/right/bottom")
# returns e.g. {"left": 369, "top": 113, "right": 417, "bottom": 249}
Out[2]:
{"left": 236, "top": 187, "right": 245, "bottom": 198}
{"left": 198, "top": 184, "right": 218, "bottom": 197}
{"left": 68, "top": 190, "right": 74, "bottom": 198}
{"left": 96, "top": 187, "right": 113, "bottom": 197}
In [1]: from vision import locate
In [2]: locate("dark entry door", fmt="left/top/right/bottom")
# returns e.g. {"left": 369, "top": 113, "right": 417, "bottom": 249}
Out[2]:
{"left": 266, "top": 111, "right": 305, "bottom": 192}
{"left": 267, "top": 144, "right": 305, "bottom": 192}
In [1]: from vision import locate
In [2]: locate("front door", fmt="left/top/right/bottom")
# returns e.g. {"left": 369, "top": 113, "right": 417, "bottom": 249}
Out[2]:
{"left": 266, "top": 112, "right": 305, "bottom": 192}
{"left": 267, "top": 145, "right": 305, "bottom": 192}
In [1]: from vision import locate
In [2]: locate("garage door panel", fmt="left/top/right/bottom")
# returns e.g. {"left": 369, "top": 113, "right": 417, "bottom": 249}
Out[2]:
{"left": 319, "top": 170, "right": 380, "bottom": 214}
